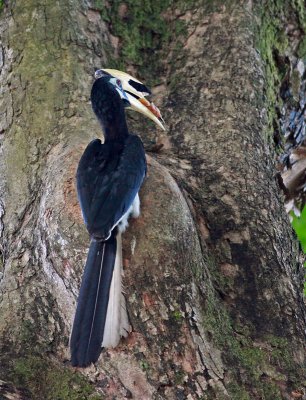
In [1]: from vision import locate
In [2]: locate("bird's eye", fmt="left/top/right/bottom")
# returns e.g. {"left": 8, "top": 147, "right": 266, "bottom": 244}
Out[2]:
{"left": 116, "top": 79, "right": 122, "bottom": 87}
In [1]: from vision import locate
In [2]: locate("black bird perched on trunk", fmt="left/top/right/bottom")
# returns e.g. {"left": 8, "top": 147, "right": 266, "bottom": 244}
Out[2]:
{"left": 70, "top": 69, "right": 165, "bottom": 367}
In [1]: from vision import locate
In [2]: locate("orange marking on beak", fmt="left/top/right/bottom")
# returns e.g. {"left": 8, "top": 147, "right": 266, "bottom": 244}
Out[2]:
{"left": 139, "top": 98, "right": 162, "bottom": 119}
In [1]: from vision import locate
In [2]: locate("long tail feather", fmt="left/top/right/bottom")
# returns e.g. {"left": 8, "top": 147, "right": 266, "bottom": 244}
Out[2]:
{"left": 70, "top": 232, "right": 116, "bottom": 367}
{"left": 102, "top": 233, "right": 130, "bottom": 347}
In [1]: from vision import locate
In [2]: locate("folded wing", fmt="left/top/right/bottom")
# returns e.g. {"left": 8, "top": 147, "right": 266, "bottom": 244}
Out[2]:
{"left": 76, "top": 136, "right": 146, "bottom": 240}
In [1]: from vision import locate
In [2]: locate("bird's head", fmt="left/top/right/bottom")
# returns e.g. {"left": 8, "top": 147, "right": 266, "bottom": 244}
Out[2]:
{"left": 94, "top": 69, "right": 165, "bottom": 131}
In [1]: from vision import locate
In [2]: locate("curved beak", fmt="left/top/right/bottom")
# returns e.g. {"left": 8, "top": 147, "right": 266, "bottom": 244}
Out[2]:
{"left": 102, "top": 69, "right": 166, "bottom": 131}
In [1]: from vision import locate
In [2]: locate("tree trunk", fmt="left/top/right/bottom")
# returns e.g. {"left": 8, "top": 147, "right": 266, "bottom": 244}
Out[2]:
{"left": 0, "top": 1, "right": 305, "bottom": 399}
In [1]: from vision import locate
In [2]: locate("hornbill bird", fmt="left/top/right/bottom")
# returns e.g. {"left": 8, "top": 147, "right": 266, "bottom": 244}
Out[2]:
{"left": 70, "top": 69, "right": 165, "bottom": 367}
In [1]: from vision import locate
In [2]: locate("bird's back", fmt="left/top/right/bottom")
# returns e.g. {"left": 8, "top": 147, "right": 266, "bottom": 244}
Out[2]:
{"left": 77, "top": 135, "right": 146, "bottom": 241}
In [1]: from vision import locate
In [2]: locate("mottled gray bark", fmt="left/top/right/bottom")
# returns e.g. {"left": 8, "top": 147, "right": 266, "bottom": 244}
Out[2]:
{"left": 0, "top": 1, "right": 305, "bottom": 400}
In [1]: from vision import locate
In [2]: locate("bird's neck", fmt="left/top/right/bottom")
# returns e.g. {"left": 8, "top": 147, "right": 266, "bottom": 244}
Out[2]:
{"left": 101, "top": 111, "right": 129, "bottom": 143}
{"left": 91, "top": 78, "right": 129, "bottom": 143}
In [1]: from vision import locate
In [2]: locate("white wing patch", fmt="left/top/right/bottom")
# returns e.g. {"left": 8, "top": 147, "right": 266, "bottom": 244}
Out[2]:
{"left": 118, "top": 193, "right": 140, "bottom": 233}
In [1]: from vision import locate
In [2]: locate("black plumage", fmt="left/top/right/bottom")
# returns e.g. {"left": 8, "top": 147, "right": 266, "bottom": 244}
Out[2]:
{"left": 70, "top": 234, "right": 116, "bottom": 367}
{"left": 128, "top": 79, "right": 151, "bottom": 95}
{"left": 70, "top": 76, "right": 146, "bottom": 367}
{"left": 76, "top": 135, "right": 146, "bottom": 241}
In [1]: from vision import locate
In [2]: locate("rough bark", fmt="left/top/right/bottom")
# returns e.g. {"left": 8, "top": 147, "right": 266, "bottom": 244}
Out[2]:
{"left": 0, "top": 1, "right": 305, "bottom": 400}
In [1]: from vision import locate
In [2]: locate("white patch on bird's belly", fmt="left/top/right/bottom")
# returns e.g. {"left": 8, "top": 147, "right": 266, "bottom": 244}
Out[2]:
{"left": 118, "top": 193, "right": 140, "bottom": 233}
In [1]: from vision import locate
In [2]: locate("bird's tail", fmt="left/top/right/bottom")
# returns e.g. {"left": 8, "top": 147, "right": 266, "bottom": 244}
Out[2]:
{"left": 70, "top": 231, "right": 129, "bottom": 367}
{"left": 102, "top": 233, "right": 130, "bottom": 347}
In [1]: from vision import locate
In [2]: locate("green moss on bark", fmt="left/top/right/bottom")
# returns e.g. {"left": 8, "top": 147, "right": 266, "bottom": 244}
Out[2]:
{"left": 99, "top": 0, "right": 190, "bottom": 85}
{"left": 200, "top": 280, "right": 305, "bottom": 399}
{"left": 297, "top": 36, "right": 306, "bottom": 58}
{"left": 255, "top": 0, "right": 306, "bottom": 140}
{"left": 293, "top": 0, "right": 306, "bottom": 31}
{"left": 256, "top": 1, "right": 289, "bottom": 138}
{"left": 10, "top": 356, "right": 102, "bottom": 400}
{"left": 227, "top": 383, "right": 251, "bottom": 400}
